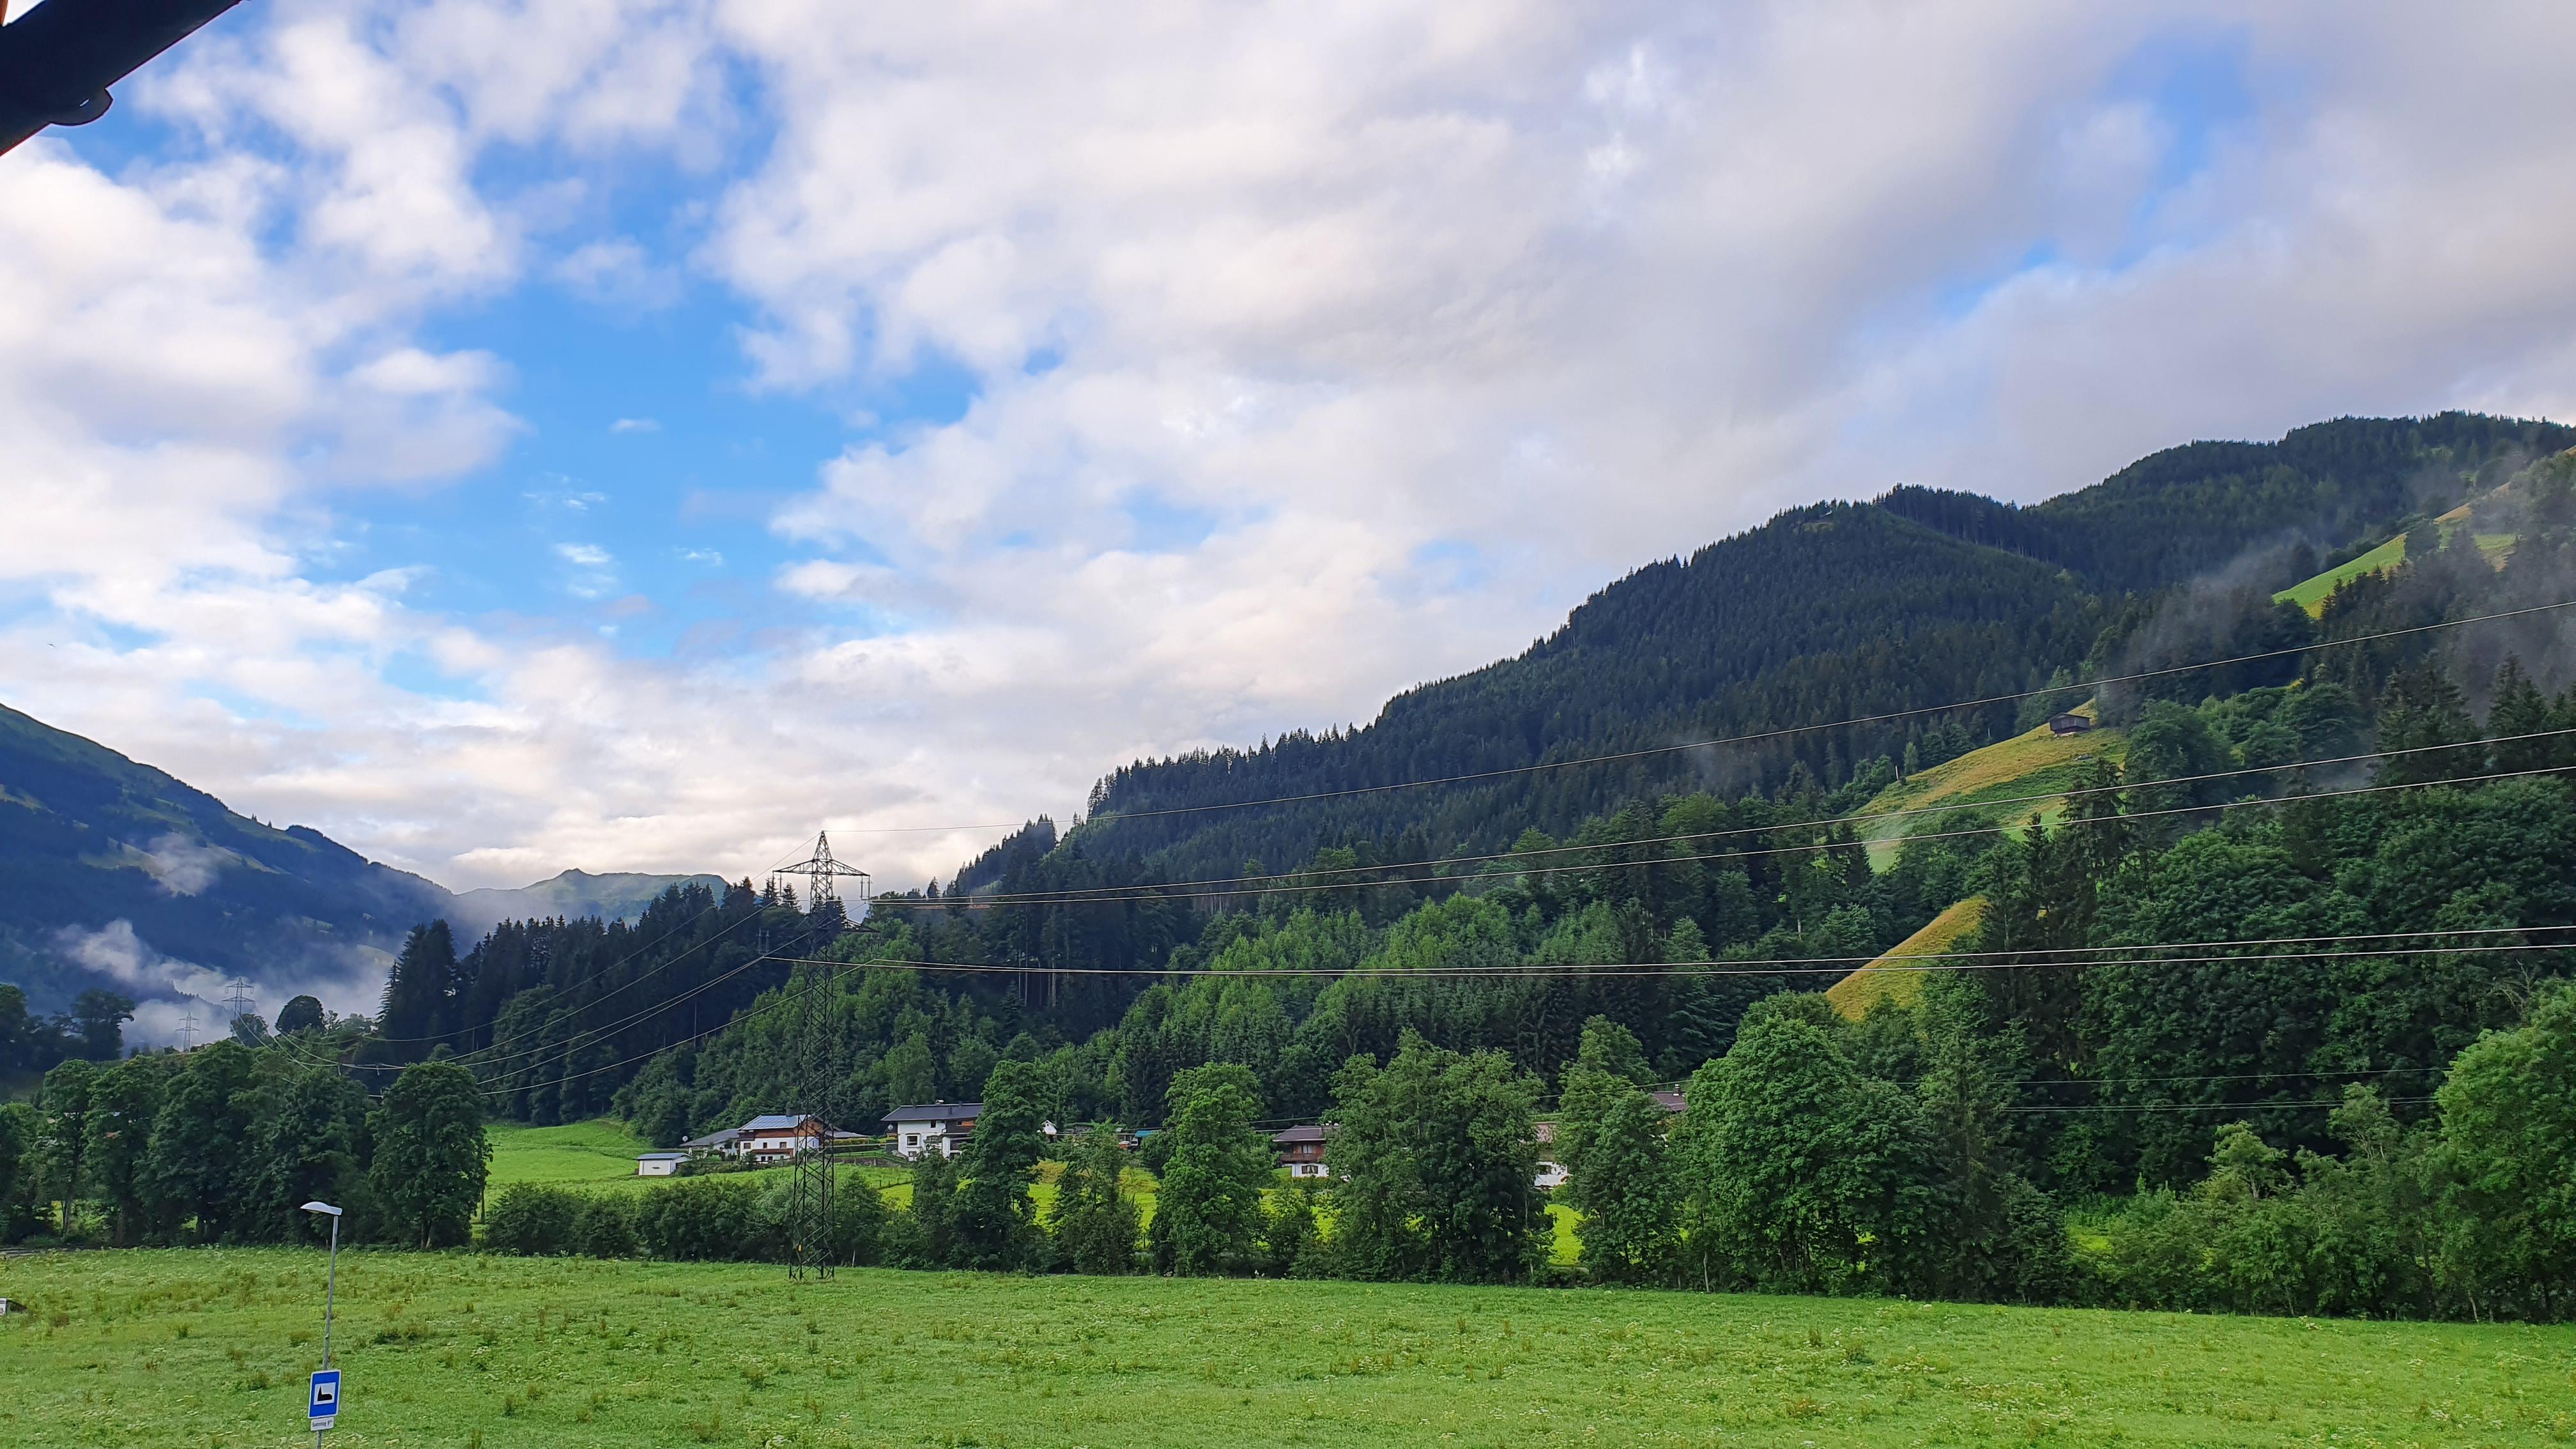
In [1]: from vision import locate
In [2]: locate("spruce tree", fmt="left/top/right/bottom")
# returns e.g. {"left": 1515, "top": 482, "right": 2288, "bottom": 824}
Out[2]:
{"left": 951, "top": 1059, "right": 1046, "bottom": 1270}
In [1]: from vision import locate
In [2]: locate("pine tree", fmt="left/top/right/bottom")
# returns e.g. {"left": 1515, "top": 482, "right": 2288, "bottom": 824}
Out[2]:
{"left": 951, "top": 1059, "right": 1046, "bottom": 1270}
{"left": 2375, "top": 664, "right": 2485, "bottom": 785}
{"left": 2486, "top": 658, "right": 2568, "bottom": 773}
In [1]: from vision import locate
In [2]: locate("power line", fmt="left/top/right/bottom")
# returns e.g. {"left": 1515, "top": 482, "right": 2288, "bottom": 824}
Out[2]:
{"left": 756, "top": 935, "right": 2572, "bottom": 981}
{"left": 353, "top": 834, "right": 832, "bottom": 1051}
{"left": 834, "top": 597, "right": 2576, "bottom": 837}
{"left": 315, "top": 761, "right": 2574, "bottom": 1084}
{"left": 452, "top": 917, "right": 2576, "bottom": 1094}
{"left": 462, "top": 917, "right": 2575, "bottom": 1105}
{"left": 880, "top": 760, "right": 2576, "bottom": 911}
{"left": 1988, "top": 1088, "right": 2432, "bottom": 1108}
{"left": 919, "top": 729, "right": 2576, "bottom": 908}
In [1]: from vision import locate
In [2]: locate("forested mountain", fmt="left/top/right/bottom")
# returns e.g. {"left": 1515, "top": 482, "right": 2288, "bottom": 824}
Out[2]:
{"left": 0, "top": 702, "right": 450, "bottom": 1016}
{"left": 445, "top": 869, "right": 728, "bottom": 945}
{"left": 1069, "top": 413, "right": 2572, "bottom": 888}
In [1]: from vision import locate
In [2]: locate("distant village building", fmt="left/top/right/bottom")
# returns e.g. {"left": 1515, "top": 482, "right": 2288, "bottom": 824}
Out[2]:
{"left": 2048, "top": 712, "right": 2094, "bottom": 736}
{"left": 635, "top": 1151, "right": 686, "bottom": 1177}
{"left": 885, "top": 1101, "right": 982, "bottom": 1159}
{"left": 681, "top": 1126, "right": 743, "bottom": 1160}
{"left": 737, "top": 1114, "right": 830, "bottom": 1163}
{"left": 1533, "top": 1121, "right": 1567, "bottom": 1190}
{"left": 1272, "top": 1124, "right": 1330, "bottom": 1179}
{"left": 677, "top": 1114, "right": 836, "bottom": 1164}
{"left": 1534, "top": 1092, "right": 1682, "bottom": 1190}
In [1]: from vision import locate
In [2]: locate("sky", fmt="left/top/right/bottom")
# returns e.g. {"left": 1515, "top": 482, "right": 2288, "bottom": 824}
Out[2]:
{"left": 5, "top": 0, "right": 2575, "bottom": 900}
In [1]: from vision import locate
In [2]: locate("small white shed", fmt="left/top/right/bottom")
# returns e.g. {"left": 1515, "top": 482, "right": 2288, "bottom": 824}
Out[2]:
{"left": 636, "top": 1151, "right": 687, "bottom": 1177}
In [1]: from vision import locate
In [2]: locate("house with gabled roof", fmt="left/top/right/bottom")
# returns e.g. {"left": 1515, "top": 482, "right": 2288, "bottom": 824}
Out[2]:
{"left": 885, "top": 1101, "right": 981, "bottom": 1159}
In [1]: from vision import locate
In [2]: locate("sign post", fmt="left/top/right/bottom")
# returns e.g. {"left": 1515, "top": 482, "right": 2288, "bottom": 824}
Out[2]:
{"left": 300, "top": 1200, "right": 344, "bottom": 1443}
{"left": 307, "top": 1368, "right": 341, "bottom": 1432}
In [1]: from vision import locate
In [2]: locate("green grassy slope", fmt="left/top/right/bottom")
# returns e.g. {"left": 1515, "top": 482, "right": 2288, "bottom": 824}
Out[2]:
{"left": 1848, "top": 705, "right": 2123, "bottom": 868}
{"left": 4, "top": 1249, "right": 2570, "bottom": 1447}
{"left": 484, "top": 1119, "right": 664, "bottom": 1192}
{"left": 1827, "top": 896, "right": 1988, "bottom": 1020}
{"left": 483, "top": 1120, "right": 914, "bottom": 1204}
{"left": 2274, "top": 533, "right": 2410, "bottom": 615}
{"left": 2273, "top": 493, "right": 2521, "bottom": 617}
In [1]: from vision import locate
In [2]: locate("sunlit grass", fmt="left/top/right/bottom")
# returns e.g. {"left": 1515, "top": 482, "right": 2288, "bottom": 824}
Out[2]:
{"left": 1852, "top": 709, "right": 2123, "bottom": 868}
{"left": 3, "top": 1248, "right": 2568, "bottom": 1447}
{"left": 1827, "top": 895, "right": 1988, "bottom": 1019}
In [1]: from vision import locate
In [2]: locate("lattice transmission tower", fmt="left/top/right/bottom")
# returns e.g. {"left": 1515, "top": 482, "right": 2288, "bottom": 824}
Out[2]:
{"left": 769, "top": 832, "right": 873, "bottom": 1282}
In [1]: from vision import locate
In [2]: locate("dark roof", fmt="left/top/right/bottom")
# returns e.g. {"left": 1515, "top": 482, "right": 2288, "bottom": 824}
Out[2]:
{"left": 1271, "top": 1124, "right": 1328, "bottom": 1145}
{"left": 682, "top": 1127, "right": 740, "bottom": 1148}
{"left": 637, "top": 1151, "right": 687, "bottom": 1161}
{"left": 886, "top": 1101, "right": 981, "bottom": 1123}
{"left": 740, "top": 1114, "right": 818, "bottom": 1133}
{"left": 1650, "top": 1091, "right": 1685, "bottom": 1113}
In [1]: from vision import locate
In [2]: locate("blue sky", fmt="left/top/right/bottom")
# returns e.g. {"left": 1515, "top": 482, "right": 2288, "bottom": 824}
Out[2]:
{"left": 3, "top": 0, "right": 2571, "bottom": 948}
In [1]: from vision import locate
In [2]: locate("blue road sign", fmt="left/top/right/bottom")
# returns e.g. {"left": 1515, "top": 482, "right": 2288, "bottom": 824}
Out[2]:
{"left": 308, "top": 1368, "right": 341, "bottom": 1430}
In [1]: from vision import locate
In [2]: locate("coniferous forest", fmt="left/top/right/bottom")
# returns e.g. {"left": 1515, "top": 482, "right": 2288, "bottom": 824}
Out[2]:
{"left": 7, "top": 415, "right": 2576, "bottom": 1322}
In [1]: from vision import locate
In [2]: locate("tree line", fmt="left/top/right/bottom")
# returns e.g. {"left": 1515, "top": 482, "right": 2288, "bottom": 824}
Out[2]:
{"left": 0, "top": 1046, "right": 490, "bottom": 1250}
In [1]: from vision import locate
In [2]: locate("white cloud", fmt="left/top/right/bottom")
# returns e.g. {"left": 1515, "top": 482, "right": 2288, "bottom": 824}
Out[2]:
{"left": 610, "top": 417, "right": 661, "bottom": 434}
{"left": 557, "top": 236, "right": 682, "bottom": 310}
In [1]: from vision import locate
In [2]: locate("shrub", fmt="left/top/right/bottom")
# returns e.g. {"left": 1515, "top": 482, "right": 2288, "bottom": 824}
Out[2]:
{"left": 572, "top": 1193, "right": 638, "bottom": 1259}
{"left": 831, "top": 1176, "right": 889, "bottom": 1267}
{"left": 484, "top": 1184, "right": 581, "bottom": 1256}
{"left": 637, "top": 1177, "right": 770, "bottom": 1262}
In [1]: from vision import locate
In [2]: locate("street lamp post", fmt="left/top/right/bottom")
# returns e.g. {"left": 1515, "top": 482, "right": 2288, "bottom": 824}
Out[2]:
{"left": 301, "top": 1201, "right": 342, "bottom": 1445}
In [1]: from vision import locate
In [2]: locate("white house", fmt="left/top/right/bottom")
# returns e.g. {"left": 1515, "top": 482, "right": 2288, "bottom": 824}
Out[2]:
{"left": 1532, "top": 1092, "right": 1679, "bottom": 1189}
{"left": 636, "top": 1151, "right": 686, "bottom": 1177}
{"left": 1271, "top": 1124, "right": 1330, "bottom": 1179}
{"left": 1533, "top": 1121, "right": 1567, "bottom": 1189}
{"left": 681, "top": 1126, "right": 742, "bottom": 1160}
{"left": 737, "top": 1114, "right": 829, "bottom": 1163}
{"left": 885, "top": 1101, "right": 981, "bottom": 1158}
{"left": 678, "top": 1115, "right": 831, "bottom": 1164}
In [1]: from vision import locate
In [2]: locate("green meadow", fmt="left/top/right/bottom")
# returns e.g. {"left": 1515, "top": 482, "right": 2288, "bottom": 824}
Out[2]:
{"left": 3, "top": 1249, "right": 2570, "bottom": 1447}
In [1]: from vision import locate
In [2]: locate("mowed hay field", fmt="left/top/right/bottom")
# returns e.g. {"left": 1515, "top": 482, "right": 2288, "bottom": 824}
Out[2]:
{"left": 1852, "top": 709, "right": 2123, "bottom": 869}
{"left": 4, "top": 1250, "right": 2572, "bottom": 1448}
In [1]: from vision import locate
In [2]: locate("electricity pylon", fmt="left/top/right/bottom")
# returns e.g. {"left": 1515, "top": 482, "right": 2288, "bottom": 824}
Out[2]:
{"left": 772, "top": 831, "right": 870, "bottom": 1282}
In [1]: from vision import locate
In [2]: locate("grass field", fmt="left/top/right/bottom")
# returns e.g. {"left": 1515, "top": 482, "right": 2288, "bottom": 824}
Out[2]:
{"left": 484, "top": 1119, "right": 673, "bottom": 1195}
{"left": 1851, "top": 709, "right": 2122, "bottom": 868}
{"left": 3, "top": 1249, "right": 2570, "bottom": 1447}
{"left": 2276, "top": 534, "right": 2409, "bottom": 615}
{"left": 2273, "top": 526, "right": 2517, "bottom": 617}
{"left": 1827, "top": 896, "right": 1988, "bottom": 1019}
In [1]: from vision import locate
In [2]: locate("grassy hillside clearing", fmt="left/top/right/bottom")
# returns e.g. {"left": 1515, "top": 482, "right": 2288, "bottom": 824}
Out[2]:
{"left": 484, "top": 1118, "right": 666, "bottom": 1194}
{"left": 3, "top": 1249, "right": 2569, "bottom": 1447}
{"left": 2273, "top": 501, "right": 2518, "bottom": 617}
{"left": 484, "top": 1121, "right": 908, "bottom": 1208}
{"left": 2275, "top": 533, "right": 2411, "bottom": 615}
{"left": 1827, "top": 896, "right": 1989, "bottom": 1020}
{"left": 1850, "top": 706, "right": 2122, "bottom": 868}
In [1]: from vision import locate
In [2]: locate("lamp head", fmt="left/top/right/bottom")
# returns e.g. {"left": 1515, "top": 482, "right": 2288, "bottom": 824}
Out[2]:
{"left": 300, "top": 1201, "right": 343, "bottom": 1217}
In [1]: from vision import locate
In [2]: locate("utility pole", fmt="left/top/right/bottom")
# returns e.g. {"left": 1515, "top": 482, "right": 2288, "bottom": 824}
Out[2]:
{"left": 300, "top": 1200, "right": 342, "bottom": 1443}
{"left": 178, "top": 1005, "right": 200, "bottom": 1052}
{"left": 769, "top": 831, "right": 872, "bottom": 1283}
